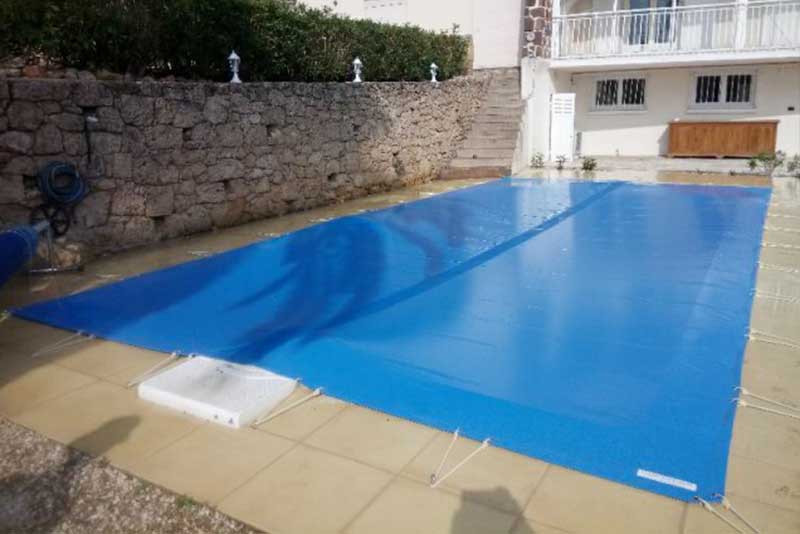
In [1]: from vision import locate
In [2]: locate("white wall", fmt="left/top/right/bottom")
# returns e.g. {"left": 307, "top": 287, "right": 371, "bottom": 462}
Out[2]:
{"left": 570, "top": 63, "right": 800, "bottom": 156}
{"left": 300, "top": 0, "right": 524, "bottom": 69}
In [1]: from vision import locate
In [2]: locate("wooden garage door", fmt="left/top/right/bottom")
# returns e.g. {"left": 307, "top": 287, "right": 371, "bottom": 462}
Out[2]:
{"left": 668, "top": 121, "right": 778, "bottom": 157}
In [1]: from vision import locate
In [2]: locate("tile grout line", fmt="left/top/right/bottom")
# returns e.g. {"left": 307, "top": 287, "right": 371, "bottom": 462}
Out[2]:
{"left": 337, "top": 430, "right": 442, "bottom": 534}
{"left": 507, "top": 463, "right": 553, "bottom": 534}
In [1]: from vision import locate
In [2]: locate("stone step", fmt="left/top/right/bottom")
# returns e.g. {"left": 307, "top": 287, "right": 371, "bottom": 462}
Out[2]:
{"left": 461, "top": 137, "right": 518, "bottom": 149}
{"left": 481, "top": 103, "right": 522, "bottom": 113}
{"left": 468, "top": 127, "right": 519, "bottom": 138}
{"left": 439, "top": 165, "right": 511, "bottom": 180}
{"left": 449, "top": 157, "right": 513, "bottom": 168}
{"left": 456, "top": 147, "right": 515, "bottom": 159}
{"left": 477, "top": 111, "right": 521, "bottom": 121}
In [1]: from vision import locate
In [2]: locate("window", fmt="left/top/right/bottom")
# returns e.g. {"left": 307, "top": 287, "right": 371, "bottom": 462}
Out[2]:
{"left": 593, "top": 75, "right": 647, "bottom": 111}
{"left": 691, "top": 72, "right": 755, "bottom": 110}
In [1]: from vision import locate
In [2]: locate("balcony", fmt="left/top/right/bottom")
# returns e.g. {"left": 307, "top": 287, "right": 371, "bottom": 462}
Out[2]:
{"left": 551, "top": 0, "right": 800, "bottom": 67}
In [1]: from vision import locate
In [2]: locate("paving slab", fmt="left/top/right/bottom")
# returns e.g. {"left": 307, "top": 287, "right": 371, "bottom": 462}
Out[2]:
{"left": 127, "top": 423, "right": 294, "bottom": 505}
{"left": 345, "top": 477, "right": 518, "bottom": 534}
{"left": 304, "top": 405, "right": 437, "bottom": 473}
{"left": 218, "top": 444, "right": 391, "bottom": 534}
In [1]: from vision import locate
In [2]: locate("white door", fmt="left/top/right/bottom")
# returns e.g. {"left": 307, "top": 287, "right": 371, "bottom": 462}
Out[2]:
{"left": 550, "top": 93, "right": 576, "bottom": 161}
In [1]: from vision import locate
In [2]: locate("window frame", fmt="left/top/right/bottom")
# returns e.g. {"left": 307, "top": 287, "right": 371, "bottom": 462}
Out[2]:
{"left": 688, "top": 69, "right": 757, "bottom": 112}
{"left": 590, "top": 72, "right": 648, "bottom": 113}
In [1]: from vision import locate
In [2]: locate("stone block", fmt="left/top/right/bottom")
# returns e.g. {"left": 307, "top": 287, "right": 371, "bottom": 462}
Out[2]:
{"left": 196, "top": 182, "right": 226, "bottom": 204}
{"left": 203, "top": 96, "right": 229, "bottom": 124}
{"left": 0, "top": 131, "right": 34, "bottom": 154}
{"left": 7, "top": 101, "right": 44, "bottom": 130}
{"left": 33, "top": 124, "right": 64, "bottom": 155}
{"left": 145, "top": 185, "right": 174, "bottom": 217}
{"left": 11, "top": 80, "right": 72, "bottom": 101}
{"left": 74, "top": 82, "right": 114, "bottom": 107}
{"left": 111, "top": 186, "right": 146, "bottom": 216}
{"left": 120, "top": 95, "right": 155, "bottom": 126}
{"left": 0, "top": 175, "right": 25, "bottom": 203}
{"left": 74, "top": 191, "right": 111, "bottom": 228}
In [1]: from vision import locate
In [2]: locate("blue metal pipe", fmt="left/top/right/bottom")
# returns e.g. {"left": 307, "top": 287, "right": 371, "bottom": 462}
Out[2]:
{"left": 0, "top": 225, "right": 41, "bottom": 288}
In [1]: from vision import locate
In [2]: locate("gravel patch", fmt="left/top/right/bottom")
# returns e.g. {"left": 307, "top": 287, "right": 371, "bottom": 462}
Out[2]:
{"left": 0, "top": 418, "right": 264, "bottom": 534}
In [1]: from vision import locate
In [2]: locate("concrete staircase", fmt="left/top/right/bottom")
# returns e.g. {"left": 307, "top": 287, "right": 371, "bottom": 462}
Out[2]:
{"left": 440, "top": 69, "right": 522, "bottom": 180}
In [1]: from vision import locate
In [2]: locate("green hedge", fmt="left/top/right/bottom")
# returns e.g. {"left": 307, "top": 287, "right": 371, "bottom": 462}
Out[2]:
{"left": 0, "top": 0, "right": 470, "bottom": 82}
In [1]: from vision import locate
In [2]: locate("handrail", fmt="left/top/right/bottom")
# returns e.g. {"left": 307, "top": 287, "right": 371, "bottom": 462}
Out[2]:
{"left": 556, "top": 0, "right": 797, "bottom": 19}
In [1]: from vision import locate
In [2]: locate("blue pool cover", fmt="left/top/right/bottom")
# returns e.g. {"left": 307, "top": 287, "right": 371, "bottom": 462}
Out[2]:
{"left": 14, "top": 178, "right": 770, "bottom": 501}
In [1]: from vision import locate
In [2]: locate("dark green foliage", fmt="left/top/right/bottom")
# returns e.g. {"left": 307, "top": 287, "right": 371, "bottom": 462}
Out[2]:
{"left": 0, "top": 0, "right": 469, "bottom": 82}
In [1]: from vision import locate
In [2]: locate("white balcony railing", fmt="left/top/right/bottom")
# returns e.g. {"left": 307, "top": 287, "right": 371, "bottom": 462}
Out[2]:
{"left": 552, "top": 0, "right": 800, "bottom": 59}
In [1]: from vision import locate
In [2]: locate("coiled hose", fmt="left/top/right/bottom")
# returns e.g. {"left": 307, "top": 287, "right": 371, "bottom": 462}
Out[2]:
{"left": 30, "top": 162, "right": 88, "bottom": 237}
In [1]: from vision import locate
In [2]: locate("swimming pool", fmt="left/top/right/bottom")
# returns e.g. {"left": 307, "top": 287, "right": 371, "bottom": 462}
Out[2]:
{"left": 15, "top": 178, "right": 771, "bottom": 501}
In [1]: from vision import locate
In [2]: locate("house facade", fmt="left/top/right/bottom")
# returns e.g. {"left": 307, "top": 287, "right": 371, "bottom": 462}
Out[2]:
{"left": 301, "top": 0, "right": 799, "bottom": 164}
{"left": 518, "top": 0, "right": 800, "bottom": 164}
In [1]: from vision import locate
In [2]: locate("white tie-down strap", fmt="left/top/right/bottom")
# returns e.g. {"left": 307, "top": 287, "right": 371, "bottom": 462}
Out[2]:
{"left": 755, "top": 291, "right": 800, "bottom": 304}
{"left": 429, "top": 430, "right": 491, "bottom": 489}
{"left": 735, "top": 387, "right": 800, "bottom": 421}
{"left": 696, "top": 496, "right": 760, "bottom": 534}
{"left": 126, "top": 352, "right": 185, "bottom": 388}
{"left": 251, "top": 387, "right": 322, "bottom": 427}
{"left": 764, "top": 225, "right": 800, "bottom": 234}
{"left": 748, "top": 329, "right": 800, "bottom": 352}
{"left": 31, "top": 331, "right": 95, "bottom": 359}
{"left": 758, "top": 262, "right": 800, "bottom": 275}
{"left": 762, "top": 242, "right": 800, "bottom": 252}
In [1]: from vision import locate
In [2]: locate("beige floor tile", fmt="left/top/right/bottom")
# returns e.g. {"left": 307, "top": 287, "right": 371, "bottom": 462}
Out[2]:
{"left": 49, "top": 339, "right": 169, "bottom": 380}
{"left": 404, "top": 432, "right": 548, "bottom": 514}
{"left": 103, "top": 350, "right": 178, "bottom": 387}
{"left": 0, "top": 362, "right": 96, "bottom": 417}
{"left": 128, "top": 423, "right": 294, "bottom": 505}
{"left": 254, "top": 386, "right": 347, "bottom": 440}
{"left": 683, "top": 494, "right": 800, "bottom": 534}
{"left": 0, "top": 317, "right": 75, "bottom": 355}
{"left": 345, "top": 477, "right": 517, "bottom": 534}
{"left": 731, "top": 405, "right": 800, "bottom": 470}
{"left": 13, "top": 381, "right": 201, "bottom": 470}
{"left": 510, "top": 517, "right": 573, "bottom": 534}
{"left": 726, "top": 455, "right": 800, "bottom": 512}
{"left": 304, "top": 405, "right": 436, "bottom": 473}
{"left": 524, "top": 466, "right": 684, "bottom": 534}
{"left": 218, "top": 444, "right": 391, "bottom": 534}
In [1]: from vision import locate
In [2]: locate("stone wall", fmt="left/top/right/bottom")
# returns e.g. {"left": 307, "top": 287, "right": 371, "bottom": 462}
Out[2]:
{"left": 0, "top": 76, "right": 488, "bottom": 259}
{"left": 525, "top": 0, "right": 553, "bottom": 58}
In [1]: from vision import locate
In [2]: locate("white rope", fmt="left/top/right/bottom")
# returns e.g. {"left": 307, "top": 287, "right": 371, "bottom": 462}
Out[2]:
{"left": 764, "top": 226, "right": 800, "bottom": 234}
{"left": 737, "top": 387, "right": 800, "bottom": 413}
{"left": 768, "top": 213, "right": 800, "bottom": 219}
{"left": 758, "top": 262, "right": 800, "bottom": 275}
{"left": 251, "top": 387, "right": 323, "bottom": 427}
{"left": 0, "top": 310, "right": 10, "bottom": 325}
{"left": 696, "top": 498, "right": 749, "bottom": 534}
{"left": 748, "top": 330, "right": 800, "bottom": 352}
{"left": 762, "top": 242, "right": 800, "bottom": 251}
{"left": 430, "top": 438, "right": 490, "bottom": 489}
{"left": 755, "top": 291, "right": 800, "bottom": 304}
{"left": 31, "top": 331, "right": 95, "bottom": 359}
{"left": 126, "top": 352, "right": 181, "bottom": 388}
{"left": 737, "top": 399, "right": 800, "bottom": 421}
{"left": 431, "top": 429, "right": 460, "bottom": 485}
{"left": 188, "top": 250, "right": 212, "bottom": 257}
{"left": 715, "top": 494, "right": 761, "bottom": 533}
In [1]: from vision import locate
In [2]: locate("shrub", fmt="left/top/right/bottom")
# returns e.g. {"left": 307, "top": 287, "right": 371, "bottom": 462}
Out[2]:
{"left": 555, "top": 155, "right": 567, "bottom": 171}
{"left": 581, "top": 157, "right": 597, "bottom": 171}
{"left": 530, "top": 152, "right": 544, "bottom": 168}
{"left": 0, "top": 0, "right": 470, "bottom": 82}
{"left": 748, "top": 151, "right": 785, "bottom": 176}
{"left": 787, "top": 154, "right": 800, "bottom": 179}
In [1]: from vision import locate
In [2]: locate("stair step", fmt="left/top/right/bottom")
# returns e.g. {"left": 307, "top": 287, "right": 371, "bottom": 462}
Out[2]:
{"left": 457, "top": 148, "right": 515, "bottom": 159}
{"left": 449, "top": 157, "right": 513, "bottom": 168}
{"left": 468, "top": 128, "right": 518, "bottom": 138}
{"left": 461, "top": 138, "right": 517, "bottom": 149}
{"left": 439, "top": 165, "right": 511, "bottom": 180}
